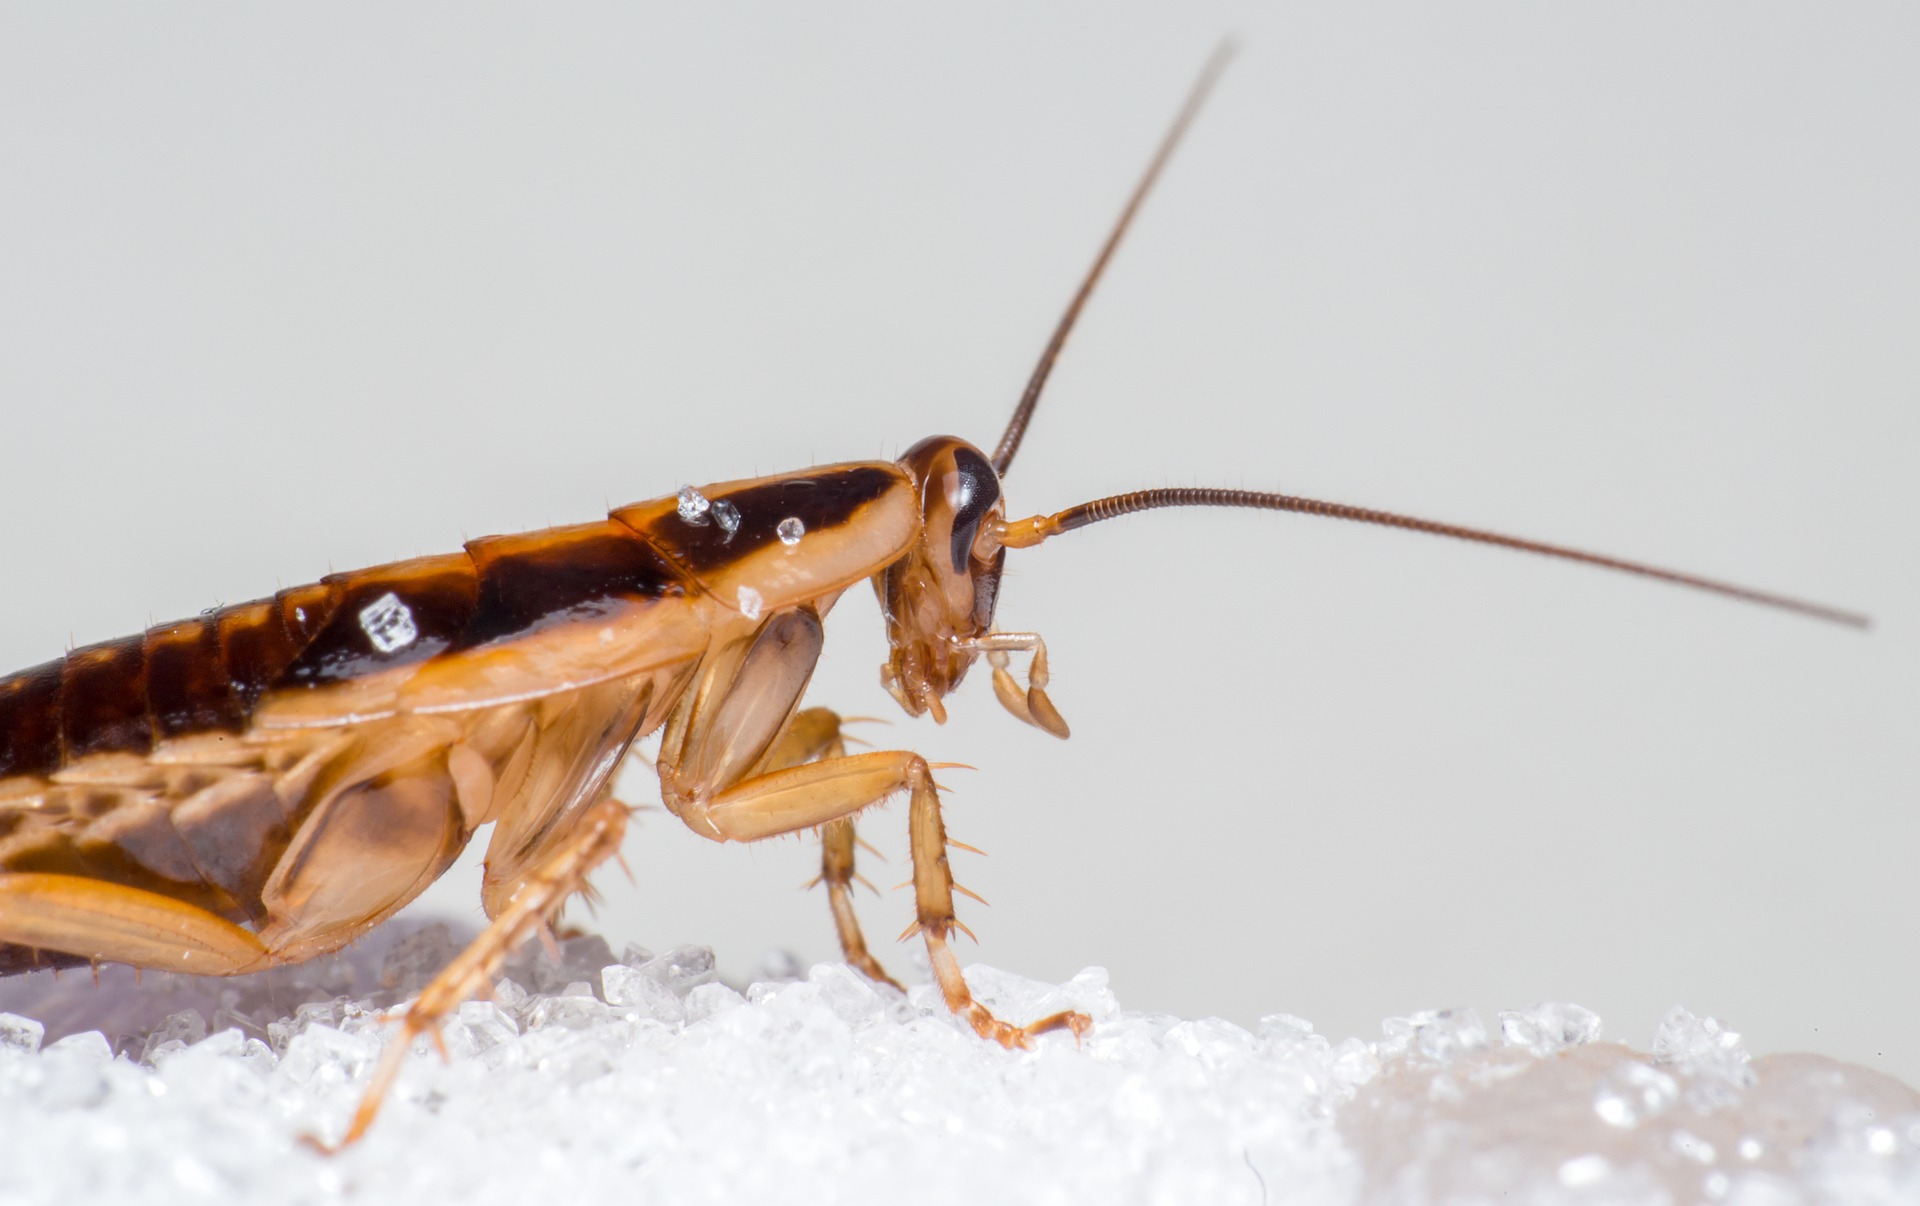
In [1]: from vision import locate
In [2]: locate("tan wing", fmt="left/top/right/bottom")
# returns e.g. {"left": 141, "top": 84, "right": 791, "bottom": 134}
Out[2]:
{"left": 0, "top": 650, "right": 691, "bottom": 970}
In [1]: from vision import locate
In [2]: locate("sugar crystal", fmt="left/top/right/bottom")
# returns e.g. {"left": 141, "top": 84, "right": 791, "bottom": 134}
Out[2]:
{"left": 621, "top": 941, "right": 656, "bottom": 968}
{"left": 676, "top": 485, "right": 711, "bottom": 521}
{"left": 357, "top": 591, "right": 418, "bottom": 654}
{"left": 602, "top": 963, "right": 683, "bottom": 1023}
{"left": 0, "top": 1011, "right": 44, "bottom": 1054}
{"left": 47, "top": 1030, "right": 113, "bottom": 1061}
{"left": 1499, "top": 1002, "right": 1602, "bottom": 1055}
{"left": 448, "top": 1000, "right": 518, "bottom": 1056}
{"left": 1381, "top": 1006, "right": 1487, "bottom": 1063}
{"left": 1653, "top": 1005, "right": 1755, "bottom": 1109}
{"left": 139, "top": 1009, "right": 208, "bottom": 1066}
{"left": 683, "top": 981, "right": 746, "bottom": 1024}
{"left": 490, "top": 976, "right": 531, "bottom": 1017}
{"left": 640, "top": 944, "right": 717, "bottom": 994}
{"left": 524, "top": 988, "right": 610, "bottom": 1031}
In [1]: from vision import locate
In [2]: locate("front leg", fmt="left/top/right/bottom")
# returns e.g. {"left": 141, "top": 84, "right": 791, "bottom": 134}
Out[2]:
{"left": 901, "top": 765, "right": 1091, "bottom": 1049}
{"left": 666, "top": 745, "right": 1088, "bottom": 1047}
{"left": 657, "top": 615, "right": 1088, "bottom": 1046}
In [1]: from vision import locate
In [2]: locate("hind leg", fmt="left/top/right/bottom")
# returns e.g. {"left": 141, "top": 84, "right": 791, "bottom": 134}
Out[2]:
{"left": 321, "top": 793, "right": 629, "bottom": 1150}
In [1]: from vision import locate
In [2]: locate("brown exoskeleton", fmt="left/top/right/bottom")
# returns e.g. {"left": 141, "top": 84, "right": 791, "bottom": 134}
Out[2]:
{"left": 0, "top": 47, "right": 1867, "bottom": 1146}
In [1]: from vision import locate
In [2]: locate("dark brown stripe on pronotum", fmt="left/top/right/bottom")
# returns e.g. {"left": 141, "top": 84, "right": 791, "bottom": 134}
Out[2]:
{"left": 61, "top": 634, "right": 152, "bottom": 760}
{"left": 457, "top": 522, "right": 689, "bottom": 650}
{"left": 648, "top": 467, "right": 900, "bottom": 575}
{"left": 0, "top": 659, "right": 63, "bottom": 778}
{"left": 146, "top": 616, "right": 244, "bottom": 739}
{"left": 276, "top": 554, "right": 479, "bottom": 690}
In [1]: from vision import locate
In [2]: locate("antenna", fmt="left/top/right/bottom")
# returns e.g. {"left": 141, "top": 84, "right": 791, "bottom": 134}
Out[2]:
{"left": 991, "top": 41, "right": 1237, "bottom": 477}
{"left": 997, "top": 486, "right": 1870, "bottom": 629}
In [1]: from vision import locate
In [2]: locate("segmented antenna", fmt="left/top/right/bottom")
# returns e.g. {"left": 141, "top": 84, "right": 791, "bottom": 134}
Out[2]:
{"left": 990, "top": 47, "right": 1863, "bottom": 631}
{"left": 998, "top": 487, "right": 1870, "bottom": 629}
{"left": 991, "top": 41, "right": 1237, "bottom": 477}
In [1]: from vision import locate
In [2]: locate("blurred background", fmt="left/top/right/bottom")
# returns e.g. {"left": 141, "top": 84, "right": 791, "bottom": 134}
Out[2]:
{"left": 1, "top": 5, "right": 1914, "bottom": 1081}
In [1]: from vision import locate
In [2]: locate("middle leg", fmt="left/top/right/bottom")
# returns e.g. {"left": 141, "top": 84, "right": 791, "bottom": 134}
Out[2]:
{"left": 764, "top": 707, "right": 902, "bottom": 992}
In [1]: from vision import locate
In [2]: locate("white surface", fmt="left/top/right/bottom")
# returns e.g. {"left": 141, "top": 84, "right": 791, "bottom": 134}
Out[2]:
{"left": 0, "top": 924, "right": 1915, "bottom": 1205}
{"left": 0, "top": 3, "right": 1915, "bottom": 1090}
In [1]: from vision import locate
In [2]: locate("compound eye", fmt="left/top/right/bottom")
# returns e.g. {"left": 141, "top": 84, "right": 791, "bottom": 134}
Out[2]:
{"left": 947, "top": 446, "right": 1002, "bottom": 573}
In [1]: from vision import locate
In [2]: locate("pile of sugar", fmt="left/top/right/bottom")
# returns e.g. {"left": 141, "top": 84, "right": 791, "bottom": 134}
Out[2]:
{"left": 0, "top": 922, "right": 1913, "bottom": 1205}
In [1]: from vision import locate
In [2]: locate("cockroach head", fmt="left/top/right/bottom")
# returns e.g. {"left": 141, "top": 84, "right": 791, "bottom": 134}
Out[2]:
{"left": 874, "top": 436, "right": 1007, "bottom": 721}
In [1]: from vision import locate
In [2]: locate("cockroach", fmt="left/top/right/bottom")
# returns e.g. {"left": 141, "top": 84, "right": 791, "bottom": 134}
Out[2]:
{"left": 0, "top": 47, "right": 1866, "bottom": 1146}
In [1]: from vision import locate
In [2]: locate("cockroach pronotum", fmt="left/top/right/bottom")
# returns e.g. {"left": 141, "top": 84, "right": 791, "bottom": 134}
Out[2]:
{"left": 0, "top": 46, "right": 1867, "bottom": 1146}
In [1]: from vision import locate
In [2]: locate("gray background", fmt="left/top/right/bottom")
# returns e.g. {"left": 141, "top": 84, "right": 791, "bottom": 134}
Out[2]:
{"left": 2, "top": 6, "right": 1914, "bottom": 1081}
